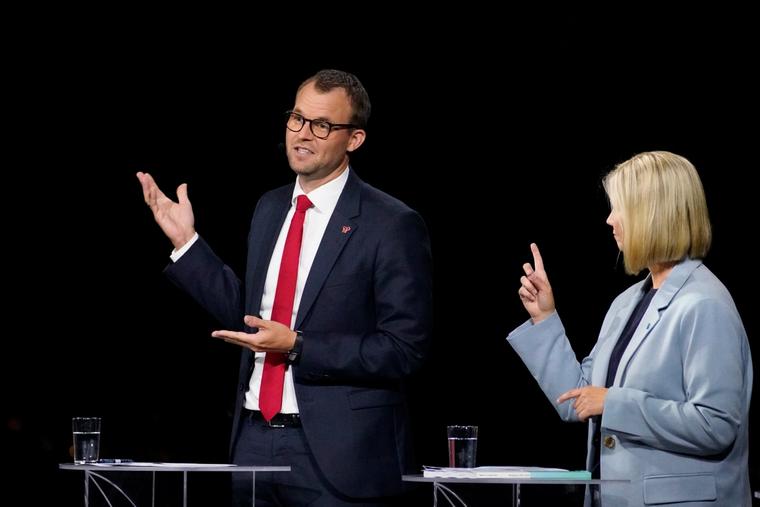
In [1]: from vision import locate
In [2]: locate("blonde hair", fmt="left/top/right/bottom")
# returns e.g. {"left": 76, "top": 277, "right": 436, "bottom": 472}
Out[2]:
{"left": 603, "top": 151, "right": 712, "bottom": 275}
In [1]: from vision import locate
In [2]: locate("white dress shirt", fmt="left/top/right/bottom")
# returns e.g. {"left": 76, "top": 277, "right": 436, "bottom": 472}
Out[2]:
{"left": 172, "top": 168, "right": 349, "bottom": 414}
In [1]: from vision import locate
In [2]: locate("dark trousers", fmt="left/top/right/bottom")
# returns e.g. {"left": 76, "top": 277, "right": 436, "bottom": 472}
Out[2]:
{"left": 231, "top": 411, "right": 405, "bottom": 507}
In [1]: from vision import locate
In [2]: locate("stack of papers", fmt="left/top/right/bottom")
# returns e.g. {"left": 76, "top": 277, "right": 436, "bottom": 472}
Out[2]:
{"left": 422, "top": 466, "right": 591, "bottom": 479}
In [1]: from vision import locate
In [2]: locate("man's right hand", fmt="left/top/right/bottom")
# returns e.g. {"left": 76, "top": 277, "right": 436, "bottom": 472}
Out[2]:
{"left": 136, "top": 172, "right": 196, "bottom": 249}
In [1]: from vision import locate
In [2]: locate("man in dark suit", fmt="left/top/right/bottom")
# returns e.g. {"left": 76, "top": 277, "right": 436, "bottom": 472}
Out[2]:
{"left": 137, "top": 69, "right": 433, "bottom": 506}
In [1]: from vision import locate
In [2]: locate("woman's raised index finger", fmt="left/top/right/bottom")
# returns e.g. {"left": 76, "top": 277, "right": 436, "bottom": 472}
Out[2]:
{"left": 530, "top": 243, "right": 545, "bottom": 272}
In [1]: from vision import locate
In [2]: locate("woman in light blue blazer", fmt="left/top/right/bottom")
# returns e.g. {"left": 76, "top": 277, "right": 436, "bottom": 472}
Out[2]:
{"left": 507, "top": 151, "right": 752, "bottom": 506}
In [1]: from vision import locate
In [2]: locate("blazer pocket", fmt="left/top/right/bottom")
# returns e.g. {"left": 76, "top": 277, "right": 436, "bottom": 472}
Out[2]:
{"left": 348, "top": 389, "right": 403, "bottom": 410}
{"left": 323, "top": 270, "right": 372, "bottom": 289}
{"left": 643, "top": 473, "right": 716, "bottom": 504}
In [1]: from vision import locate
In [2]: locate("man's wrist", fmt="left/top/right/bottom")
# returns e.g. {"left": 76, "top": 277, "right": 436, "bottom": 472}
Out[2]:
{"left": 286, "top": 330, "right": 303, "bottom": 364}
{"left": 170, "top": 232, "right": 199, "bottom": 262}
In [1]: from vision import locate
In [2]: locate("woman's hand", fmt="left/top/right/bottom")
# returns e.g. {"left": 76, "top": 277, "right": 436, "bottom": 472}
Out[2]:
{"left": 518, "top": 243, "right": 556, "bottom": 323}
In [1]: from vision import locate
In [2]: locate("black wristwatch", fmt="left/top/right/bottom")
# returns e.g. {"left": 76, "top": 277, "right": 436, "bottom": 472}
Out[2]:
{"left": 286, "top": 330, "right": 303, "bottom": 364}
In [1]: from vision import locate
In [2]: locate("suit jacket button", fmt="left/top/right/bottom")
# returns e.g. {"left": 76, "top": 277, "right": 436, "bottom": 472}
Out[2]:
{"left": 603, "top": 436, "right": 616, "bottom": 449}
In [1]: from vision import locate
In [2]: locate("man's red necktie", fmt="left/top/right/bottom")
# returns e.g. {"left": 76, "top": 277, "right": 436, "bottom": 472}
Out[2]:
{"left": 259, "top": 194, "right": 313, "bottom": 421}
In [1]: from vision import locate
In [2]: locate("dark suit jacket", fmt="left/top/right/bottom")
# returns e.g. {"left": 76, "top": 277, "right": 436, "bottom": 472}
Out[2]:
{"left": 165, "top": 170, "right": 433, "bottom": 498}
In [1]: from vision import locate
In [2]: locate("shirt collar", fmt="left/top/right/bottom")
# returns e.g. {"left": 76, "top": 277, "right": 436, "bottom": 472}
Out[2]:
{"left": 292, "top": 167, "right": 350, "bottom": 215}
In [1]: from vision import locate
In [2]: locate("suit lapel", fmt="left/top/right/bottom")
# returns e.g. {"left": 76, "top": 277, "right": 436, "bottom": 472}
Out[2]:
{"left": 246, "top": 190, "right": 293, "bottom": 317}
{"left": 295, "top": 172, "right": 361, "bottom": 329}
{"left": 612, "top": 302, "right": 662, "bottom": 386}
{"left": 592, "top": 294, "right": 641, "bottom": 386}
{"left": 612, "top": 259, "right": 703, "bottom": 386}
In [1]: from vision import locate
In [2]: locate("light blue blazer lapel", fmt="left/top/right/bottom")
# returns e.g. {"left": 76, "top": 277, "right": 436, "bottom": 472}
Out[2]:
{"left": 592, "top": 292, "right": 642, "bottom": 386}
{"left": 612, "top": 259, "right": 703, "bottom": 386}
{"left": 294, "top": 172, "right": 360, "bottom": 330}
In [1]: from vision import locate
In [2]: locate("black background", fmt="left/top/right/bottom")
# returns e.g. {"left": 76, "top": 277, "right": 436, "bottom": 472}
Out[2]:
{"left": 3, "top": 9, "right": 758, "bottom": 506}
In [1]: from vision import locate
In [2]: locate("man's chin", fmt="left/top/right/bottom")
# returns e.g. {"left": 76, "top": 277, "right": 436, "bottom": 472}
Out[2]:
{"left": 291, "top": 165, "right": 316, "bottom": 176}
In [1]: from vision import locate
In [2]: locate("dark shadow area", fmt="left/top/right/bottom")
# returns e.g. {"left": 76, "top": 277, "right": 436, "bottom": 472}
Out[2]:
{"left": 4, "top": 9, "right": 758, "bottom": 506}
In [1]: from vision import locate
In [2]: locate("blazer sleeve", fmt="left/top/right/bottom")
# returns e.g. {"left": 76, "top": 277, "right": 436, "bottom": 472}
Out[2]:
{"left": 296, "top": 209, "right": 433, "bottom": 381}
{"left": 602, "top": 296, "right": 749, "bottom": 455}
{"left": 163, "top": 236, "right": 245, "bottom": 331}
{"left": 507, "top": 311, "right": 594, "bottom": 421}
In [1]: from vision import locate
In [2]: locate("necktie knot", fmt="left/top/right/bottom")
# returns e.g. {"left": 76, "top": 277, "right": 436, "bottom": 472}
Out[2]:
{"left": 296, "top": 194, "right": 313, "bottom": 212}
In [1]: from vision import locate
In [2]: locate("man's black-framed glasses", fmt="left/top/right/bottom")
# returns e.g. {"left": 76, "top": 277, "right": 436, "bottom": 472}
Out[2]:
{"left": 285, "top": 111, "right": 359, "bottom": 139}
